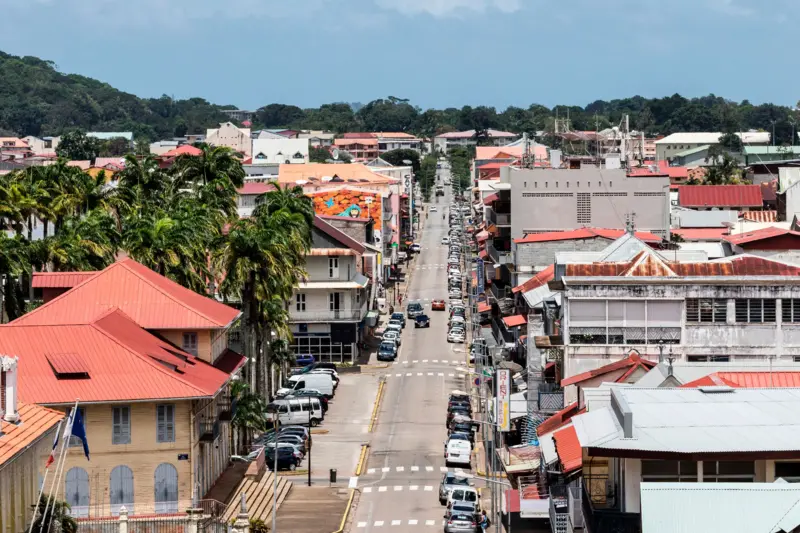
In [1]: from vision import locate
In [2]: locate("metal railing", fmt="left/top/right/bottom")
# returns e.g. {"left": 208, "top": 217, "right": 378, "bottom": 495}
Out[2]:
{"left": 198, "top": 420, "right": 220, "bottom": 442}
{"left": 486, "top": 241, "right": 513, "bottom": 265}
{"left": 581, "top": 480, "right": 641, "bottom": 533}
{"left": 549, "top": 485, "right": 569, "bottom": 533}
{"left": 537, "top": 383, "right": 565, "bottom": 412}
{"left": 568, "top": 486, "right": 584, "bottom": 531}
{"left": 488, "top": 209, "right": 511, "bottom": 226}
{"left": 289, "top": 309, "right": 364, "bottom": 322}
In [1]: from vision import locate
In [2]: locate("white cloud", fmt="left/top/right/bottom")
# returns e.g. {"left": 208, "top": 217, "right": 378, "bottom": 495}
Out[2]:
{"left": 374, "top": 0, "right": 521, "bottom": 17}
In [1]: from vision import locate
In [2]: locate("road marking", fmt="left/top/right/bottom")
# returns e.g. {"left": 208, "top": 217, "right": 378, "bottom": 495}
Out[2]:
{"left": 382, "top": 467, "right": 390, "bottom": 473}
{"left": 363, "top": 487, "right": 372, "bottom": 493}
{"left": 403, "top": 361, "right": 409, "bottom": 364}
{"left": 427, "top": 372, "right": 434, "bottom": 376}
{"left": 448, "top": 373, "right": 454, "bottom": 377}
{"left": 357, "top": 522, "right": 367, "bottom": 528}
{"left": 413, "top": 360, "right": 419, "bottom": 363}
{"left": 378, "top": 486, "right": 388, "bottom": 492}
{"left": 396, "top": 466, "right": 405, "bottom": 472}
{"left": 438, "top": 372, "right": 444, "bottom": 376}
{"left": 411, "top": 466, "right": 419, "bottom": 472}
{"left": 395, "top": 373, "right": 402, "bottom": 377}
{"left": 432, "top": 359, "right": 439, "bottom": 363}
{"left": 394, "top": 486, "right": 403, "bottom": 491}
{"left": 409, "top": 485, "right": 419, "bottom": 491}
{"left": 440, "top": 467, "right": 448, "bottom": 472}
{"left": 367, "top": 468, "right": 376, "bottom": 474}
{"left": 423, "top": 359, "right": 429, "bottom": 363}
{"left": 375, "top": 521, "right": 384, "bottom": 527}
{"left": 424, "top": 486, "right": 433, "bottom": 491}
{"left": 408, "top": 520, "right": 418, "bottom": 525}
{"left": 391, "top": 520, "right": 401, "bottom": 526}
{"left": 417, "top": 373, "right": 423, "bottom": 376}
{"left": 406, "top": 373, "right": 412, "bottom": 376}
{"left": 425, "top": 520, "right": 435, "bottom": 526}
{"left": 426, "top": 466, "right": 434, "bottom": 472}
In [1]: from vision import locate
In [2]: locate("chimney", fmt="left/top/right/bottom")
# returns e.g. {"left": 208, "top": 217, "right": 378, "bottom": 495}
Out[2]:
{"left": 0, "top": 356, "right": 19, "bottom": 424}
{"left": 611, "top": 387, "right": 634, "bottom": 439}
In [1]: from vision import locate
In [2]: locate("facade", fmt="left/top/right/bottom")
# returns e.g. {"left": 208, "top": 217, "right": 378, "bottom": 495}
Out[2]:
{"left": 434, "top": 129, "right": 519, "bottom": 154}
{"left": 251, "top": 138, "right": 309, "bottom": 164}
{"left": 505, "top": 165, "right": 671, "bottom": 240}
{"left": 11, "top": 260, "right": 244, "bottom": 517}
{"left": 289, "top": 218, "right": 370, "bottom": 363}
{"left": 206, "top": 122, "right": 252, "bottom": 156}
{"left": 235, "top": 182, "right": 273, "bottom": 217}
{"left": 744, "top": 145, "right": 800, "bottom": 165}
{"left": 655, "top": 131, "right": 770, "bottom": 161}
{"left": 298, "top": 131, "right": 335, "bottom": 147}
{"left": 219, "top": 109, "right": 254, "bottom": 122}
{"left": 21, "top": 136, "right": 59, "bottom": 155}
{"left": 333, "top": 138, "right": 378, "bottom": 161}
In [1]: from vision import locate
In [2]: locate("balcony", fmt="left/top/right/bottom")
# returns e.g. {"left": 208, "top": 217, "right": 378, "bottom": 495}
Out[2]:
{"left": 199, "top": 420, "right": 220, "bottom": 443}
{"left": 536, "top": 383, "right": 564, "bottom": 413}
{"left": 290, "top": 308, "right": 365, "bottom": 323}
{"left": 581, "top": 480, "right": 641, "bottom": 533}
{"left": 217, "top": 394, "right": 235, "bottom": 422}
{"left": 488, "top": 207, "right": 511, "bottom": 226}
{"left": 487, "top": 241, "right": 513, "bottom": 265}
{"left": 549, "top": 485, "right": 568, "bottom": 533}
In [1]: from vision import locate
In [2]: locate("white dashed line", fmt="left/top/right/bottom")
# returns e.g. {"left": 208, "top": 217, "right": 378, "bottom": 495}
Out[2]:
{"left": 411, "top": 466, "right": 419, "bottom": 472}
{"left": 363, "top": 487, "right": 372, "bottom": 493}
{"left": 394, "top": 486, "right": 403, "bottom": 491}
{"left": 409, "top": 485, "right": 419, "bottom": 491}
{"left": 423, "top": 359, "right": 429, "bottom": 363}
{"left": 357, "top": 522, "right": 367, "bottom": 528}
{"left": 396, "top": 466, "right": 405, "bottom": 472}
{"left": 426, "top": 466, "right": 434, "bottom": 472}
{"left": 425, "top": 520, "right": 435, "bottom": 526}
{"left": 424, "top": 486, "right": 433, "bottom": 491}
{"left": 382, "top": 467, "right": 390, "bottom": 473}
{"left": 378, "top": 486, "right": 387, "bottom": 492}
{"left": 417, "top": 373, "right": 423, "bottom": 376}
{"left": 408, "top": 520, "right": 418, "bottom": 525}
{"left": 438, "top": 373, "right": 444, "bottom": 376}
{"left": 413, "top": 360, "right": 419, "bottom": 363}
{"left": 432, "top": 359, "right": 439, "bottom": 363}
{"left": 375, "top": 521, "right": 385, "bottom": 527}
{"left": 427, "top": 372, "right": 433, "bottom": 376}
{"left": 391, "top": 520, "right": 401, "bottom": 526}
{"left": 440, "top": 467, "right": 448, "bottom": 472}
{"left": 367, "top": 468, "right": 376, "bottom": 474}
{"left": 448, "top": 373, "right": 454, "bottom": 377}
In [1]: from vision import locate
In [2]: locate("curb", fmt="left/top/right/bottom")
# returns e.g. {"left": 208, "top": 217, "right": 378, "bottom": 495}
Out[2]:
{"left": 332, "top": 445, "right": 370, "bottom": 533}
{"left": 368, "top": 378, "right": 386, "bottom": 433}
{"left": 355, "top": 444, "right": 369, "bottom": 476}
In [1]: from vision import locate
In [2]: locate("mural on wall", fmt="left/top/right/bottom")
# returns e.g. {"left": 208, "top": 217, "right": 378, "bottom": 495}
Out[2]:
{"left": 309, "top": 189, "right": 383, "bottom": 230}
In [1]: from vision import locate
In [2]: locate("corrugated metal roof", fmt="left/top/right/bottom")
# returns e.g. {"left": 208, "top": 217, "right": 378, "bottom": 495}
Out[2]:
{"left": 678, "top": 185, "right": 763, "bottom": 208}
{"left": 514, "top": 228, "right": 661, "bottom": 245}
{"left": 9, "top": 309, "right": 231, "bottom": 404}
{"left": 477, "top": 302, "right": 491, "bottom": 313}
{"left": 723, "top": 226, "right": 800, "bottom": 246}
{"left": 682, "top": 372, "right": 800, "bottom": 389}
{"left": 670, "top": 227, "right": 729, "bottom": 241}
{"left": 483, "top": 193, "right": 499, "bottom": 205}
{"left": 573, "top": 387, "right": 800, "bottom": 454}
{"left": 476, "top": 230, "right": 489, "bottom": 242}
{"left": 537, "top": 402, "right": 582, "bottom": 437}
{"left": 561, "top": 352, "right": 656, "bottom": 386}
{"left": 0, "top": 403, "right": 63, "bottom": 466}
{"left": 46, "top": 353, "right": 89, "bottom": 375}
{"left": 13, "top": 259, "right": 240, "bottom": 330}
{"left": 553, "top": 425, "right": 582, "bottom": 473}
{"left": 640, "top": 482, "right": 800, "bottom": 533}
{"left": 313, "top": 216, "right": 366, "bottom": 254}
{"left": 637, "top": 362, "right": 800, "bottom": 388}
{"left": 32, "top": 271, "right": 97, "bottom": 288}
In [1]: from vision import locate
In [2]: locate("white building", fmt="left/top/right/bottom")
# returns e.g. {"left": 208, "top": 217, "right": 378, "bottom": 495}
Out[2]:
{"left": 206, "top": 122, "right": 252, "bottom": 156}
{"left": 251, "top": 138, "right": 309, "bottom": 165}
{"left": 434, "top": 129, "right": 519, "bottom": 154}
{"left": 21, "top": 135, "right": 59, "bottom": 155}
{"left": 655, "top": 131, "right": 770, "bottom": 161}
{"left": 298, "top": 131, "right": 335, "bottom": 147}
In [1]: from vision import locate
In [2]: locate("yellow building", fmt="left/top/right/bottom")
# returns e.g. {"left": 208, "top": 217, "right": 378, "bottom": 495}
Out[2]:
{"left": 4, "top": 259, "right": 245, "bottom": 518}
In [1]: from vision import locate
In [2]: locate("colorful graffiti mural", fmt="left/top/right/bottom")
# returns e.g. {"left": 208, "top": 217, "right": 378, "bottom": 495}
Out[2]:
{"left": 309, "top": 189, "right": 383, "bottom": 229}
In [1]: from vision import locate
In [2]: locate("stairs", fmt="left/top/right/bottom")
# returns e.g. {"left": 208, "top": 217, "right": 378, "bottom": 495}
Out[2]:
{"left": 222, "top": 471, "right": 293, "bottom": 526}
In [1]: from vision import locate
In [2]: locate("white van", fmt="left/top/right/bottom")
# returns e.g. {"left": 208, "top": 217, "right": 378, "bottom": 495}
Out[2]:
{"left": 277, "top": 373, "right": 334, "bottom": 398}
{"left": 267, "top": 398, "right": 324, "bottom": 427}
{"left": 445, "top": 439, "right": 472, "bottom": 467}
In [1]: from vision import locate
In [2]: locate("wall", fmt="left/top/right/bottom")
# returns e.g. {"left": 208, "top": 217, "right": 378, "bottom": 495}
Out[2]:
{"left": 308, "top": 189, "right": 384, "bottom": 242}
{"left": 207, "top": 123, "right": 251, "bottom": 156}
{"left": 323, "top": 218, "right": 369, "bottom": 244}
{"left": 251, "top": 139, "right": 309, "bottom": 164}
{"left": 157, "top": 330, "right": 213, "bottom": 364}
{"left": 0, "top": 428, "right": 57, "bottom": 533}
{"left": 50, "top": 401, "right": 193, "bottom": 517}
{"left": 304, "top": 255, "right": 358, "bottom": 282}
{"left": 515, "top": 238, "right": 612, "bottom": 270}
{"left": 656, "top": 142, "right": 712, "bottom": 161}
{"left": 192, "top": 398, "right": 231, "bottom": 500}
{"left": 508, "top": 167, "right": 670, "bottom": 239}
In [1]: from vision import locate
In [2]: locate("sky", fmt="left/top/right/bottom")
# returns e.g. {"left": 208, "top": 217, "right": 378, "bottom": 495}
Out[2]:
{"left": 0, "top": 0, "right": 798, "bottom": 111}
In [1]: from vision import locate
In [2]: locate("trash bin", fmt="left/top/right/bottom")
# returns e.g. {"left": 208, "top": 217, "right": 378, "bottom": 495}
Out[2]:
{"left": 330, "top": 469, "right": 337, "bottom": 483}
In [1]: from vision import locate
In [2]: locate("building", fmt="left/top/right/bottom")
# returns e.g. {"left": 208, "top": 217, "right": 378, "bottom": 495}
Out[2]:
{"left": 289, "top": 217, "right": 370, "bottom": 363}
{"left": 0, "top": 356, "right": 64, "bottom": 533}
{"left": 219, "top": 109, "right": 255, "bottom": 123}
{"left": 11, "top": 260, "right": 245, "bottom": 517}
{"left": 0, "top": 137, "right": 31, "bottom": 155}
{"left": 744, "top": 146, "right": 800, "bottom": 165}
{"left": 677, "top": 184, "right": 764, "bottom": 211}
{"left": 433, "top": 129, "right": 519, "bottom": 154}
{"left": 21, "top": 136, "right": 59, "bottom": 155}
{"left": 333, "top": 138, "right": 378, "bottom": 162}
{"left": 297, "top": 131, "right": 335, "bottom": 147}
{"left": 235, "top": 182, "right": 273, "bottom": 218}
{"left": 570, "top": 386, "right": 800, "bottom": 533}
{"left": 722, "top": 227, "right": 800, "bottom": 265}
{"left": 505, "top": 164, "right": 671, "bottom": 240}
{"left": 206, "top": 122, "right": 252, "bottom": 156}
{"left": 86, "top": 132, "right": 134, "bottom": 151}
{"left": 251, "top": 138, "right": 309, "bottom": 164}
{"left": 655, "top": 131, "right": 770, "bottom": 161}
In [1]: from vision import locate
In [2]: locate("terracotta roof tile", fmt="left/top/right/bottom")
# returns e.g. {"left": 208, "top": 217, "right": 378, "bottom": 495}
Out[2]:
{"left": 553, "top": 425, "right": 582, "bottom": 473}
{"left": 678, "top": 185, "right": 763, "bottom": 208}
{"left": 237, "top": 182, "right": 275, "bottom": 195}
{"left": 0, "top": 403, "right": 63, "bottom": 466}
{"left": 741, "top": 210, "right": 777, "bottom": 222}
{"left": 477, "top": 302, "right": 491, "bottom": 313}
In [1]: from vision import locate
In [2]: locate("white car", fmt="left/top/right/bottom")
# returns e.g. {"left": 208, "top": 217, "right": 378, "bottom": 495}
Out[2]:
{"left": 382, "top": 330, "right": 402, "bottom": 347}
{"left": 386, "top": 321, "right": 403, "bottom": 333}
{"left": 447, "top": 488, "right": 480, "bottom": 511}
{"left": 448, "top": 329, "right": 466, "bottom": 343}
{"left": 430, "top": 206, "right": 438, "bottom": 212}
{"left": 441, "top": 237, "right": 450, "bottom": 245}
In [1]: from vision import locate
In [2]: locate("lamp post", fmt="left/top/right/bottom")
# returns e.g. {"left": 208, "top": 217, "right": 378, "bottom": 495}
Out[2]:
{"left": 307, "top": 396, "right": 313, "bottom": 487}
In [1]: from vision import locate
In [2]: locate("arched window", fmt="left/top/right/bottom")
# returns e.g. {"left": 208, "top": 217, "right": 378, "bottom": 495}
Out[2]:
{"left": 154, "top": 463, "right": 179, "bottom": 514}
{"left": 64, "top": 467, "right": 89, "bottom": 518}
{"left": 110, "top": 466, "right": 134, "bottom": 515}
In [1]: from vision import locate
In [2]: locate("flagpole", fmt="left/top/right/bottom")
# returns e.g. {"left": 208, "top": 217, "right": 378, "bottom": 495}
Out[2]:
{"left": 28, "top": 420, "right": 62, "bottom": 533}
{"left": 41, "top": 400, "right": 78, "bottom": 533}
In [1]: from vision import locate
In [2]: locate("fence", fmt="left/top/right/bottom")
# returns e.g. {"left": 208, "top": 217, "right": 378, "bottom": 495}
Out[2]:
{"left": 76, "top": 507, "right": 228, "bottom": 533}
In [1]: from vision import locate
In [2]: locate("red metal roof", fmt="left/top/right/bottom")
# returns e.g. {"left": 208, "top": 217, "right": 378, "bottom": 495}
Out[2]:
{"left": 32, "top": 271, "right": 97, "bottom": 289}
{"left": 483, "top": 193, "right": 499, "bottom": 206}
{"left": 658, "top": 160, "right": 689, "bottom": 179}
{"left": 9, "top": 309, "right": 232, "bottom": 405}
{"left": 564, "top": 250, "right": 800, "bottom": 278}
{"left": 512, "top": 265, "right": 555, "bottom": 294}
{"left": 681, "top": 371, "right": 800, "bottom": 389}
{"left": 236, "top": 182, "right": 275, "bottom": 195}
{"left": 477, "top": 302, "right": 491, "bottom": 313}
{"left": 162, "top": 145, "right": 202, "bottom": 158}
{"left": 316, "top": 214, "right": 370, "bottom": 223}
{"left": 476, "top": 230, "right": 489, "bottom": 243}
{"left": 478, "top": 162, "right": 511, "bottom": 170}
{"left": 514, "top": 228, "right": 662, "bottom": 245}
{"left": 722, "top": 227, "right": 800, "bottom": 246}
{"left": 478, "top": 249, "right": 488, "bottom": 260}
{"left": 678, "top": 185, "right": 763, "bottom": 208}
{"left": 502, "top": 315, "right": 526, "bottom": 328}
{"left": 536, "top": 402, "right": 582, "bottom": 436}
{"left": 46, "top": 353, "right": 89, "bottom": 375}
{"left": 561, "top": 352, "right": 656, "bottom": 386}
{"left": 13, "top": 259, "right": 240, "bottom": 330}
{"left": 0, "top": 403, "right": 63, "bottom": 466}
{"left": 670, "top": 227, "right": 729, "bottom": 241}
{"left": 553, "top": 425, "right": 582, "bottom": 473}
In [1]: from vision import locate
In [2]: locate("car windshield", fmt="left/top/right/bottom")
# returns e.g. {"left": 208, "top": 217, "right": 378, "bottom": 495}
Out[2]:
{"left": 407, "top": 303, "right": 422, "bottom": 311}
{"left": 450, "top": 514, "right": 473, "bottom": 522}
{"left": 391, "top": 313, "right": 404, "bottom": 320}
{"left": 445, "top": 474, "right": 470, "bottom": 485}
{"left": 379, "top": 343, "right": 395, "bottom": 351}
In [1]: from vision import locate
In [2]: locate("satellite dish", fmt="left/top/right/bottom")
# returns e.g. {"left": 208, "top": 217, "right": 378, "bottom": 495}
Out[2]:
{"left": 321, "top": 176, "right": 333, "bottom": 182}
{"left": 332, "top": 148, "right": 340, "bottom": 160}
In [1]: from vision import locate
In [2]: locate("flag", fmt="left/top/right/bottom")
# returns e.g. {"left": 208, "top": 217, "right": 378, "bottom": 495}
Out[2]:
{"left": 44, "top": 420, "right": 63, "bottom": 469}
{"left": 70, "top": 408, "right": 90, "bottom": 461}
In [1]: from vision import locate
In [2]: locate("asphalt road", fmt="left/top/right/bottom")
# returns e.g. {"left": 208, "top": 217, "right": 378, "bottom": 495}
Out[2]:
{"left": 352, "top": 166, "right": 480, "bottom": 531}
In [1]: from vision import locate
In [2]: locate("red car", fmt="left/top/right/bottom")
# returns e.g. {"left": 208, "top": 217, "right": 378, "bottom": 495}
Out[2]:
{"left": 432, "top": 299, "right": 446, "bottom": 311}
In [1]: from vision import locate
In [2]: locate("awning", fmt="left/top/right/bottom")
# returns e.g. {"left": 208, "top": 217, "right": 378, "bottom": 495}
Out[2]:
{"left": 479, "top": 249, "right": 488, "bottom": 259}
{"left": 483, "top": 193, "right": 499, "bottom": 205}
{"left": 553, "top": 425, "right": 582, "bottom": 474}
{"left": 476, "top": 230, "right": 489, "bottom": 242}
{"left": 503, "top": 315, "right": 527, "bottom": 328}
{"left": 477, "top": 302, "right": 491, "bottom": 313}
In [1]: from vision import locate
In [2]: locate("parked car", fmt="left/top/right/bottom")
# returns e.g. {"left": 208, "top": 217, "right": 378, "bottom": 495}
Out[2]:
{"left": 432, "top": 299, "right": 446, "bottom": 311}
{"left": 447, "top": 328, "right": 466, "bottom": 343}
{"left": 265, "top": 447, "right": 300, "bottom": 471}
{"left": 378, "top": 342, "right": 398, "bottom": 361}
{"left": 439, "top": 472, "right": 472, "bottom": 505}
{"left": 382, "top": 330, "right": 402, "bottom": 347}
{"left": 443, "top": 513, "right": 477, "bottom": 533}
{"left": 285, "top": 390, "right": 329, "bottom": 412}
{"left": 386, "top": 321, "right": 403, "bottom": 334}
{"left": 390, "top": 312, "right": 406, "bottom": 328}
{"left": 409, "top": 243, "right": 421, "bottom": 253}
{"left": 447, "top": 487, "right": 480, "bottom": 511}
{"left": 294, "top": 354, "right": 315, "bottom": 366}
{"left": 415, "top": 314, "right": 431, "bottom": 328}
{"left": 441, "top": 237, "right": 450, "bottom": 245}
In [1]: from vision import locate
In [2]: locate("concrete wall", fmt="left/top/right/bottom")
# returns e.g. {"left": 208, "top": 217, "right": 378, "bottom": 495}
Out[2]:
{"left": 515, "top": 238, "right": 612, "bottom": 270}
{"left": 305, "top": 254, "right": 358, "bottom": 281}
{"left": 251, "top": 138, "right": 309, "bottom": 164}
{"left": 656, "top": 142, "right": 713, "bottom": 161}
{"left": 507, "top": 167, "right": 670, "bottom": 239}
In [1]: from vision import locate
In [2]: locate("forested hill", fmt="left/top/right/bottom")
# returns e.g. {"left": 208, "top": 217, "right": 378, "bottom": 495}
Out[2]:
{"left": 1, "top": 50, "right": 798, "bottom": 144}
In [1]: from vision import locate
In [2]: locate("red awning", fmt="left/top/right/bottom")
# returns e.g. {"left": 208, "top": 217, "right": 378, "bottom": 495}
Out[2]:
{"left": 476, "top": 230, "right": 489, "bottom": 242}
{"left": 483, "top": 193, "right": 499, "bottom": 205}
{"left": 477, "top": 302, "right": 491, "bottom": 313}
{"left": 479, "top": 249, "right": 488, "bottom": 259}
{"left": 503, "top": 315, "right": 527, "bottom": 328}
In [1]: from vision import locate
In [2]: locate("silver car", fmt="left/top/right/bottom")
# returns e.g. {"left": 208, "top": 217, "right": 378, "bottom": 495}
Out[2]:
{"left": 439, "top": 472, "right": 471, "bottom": 504}
{"left": 443, "top": 512, "right": 477, "bottom": 533}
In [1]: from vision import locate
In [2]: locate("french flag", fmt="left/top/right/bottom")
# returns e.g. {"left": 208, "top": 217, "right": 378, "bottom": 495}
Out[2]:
{"left": 44, "top": 420, "right": 63, "bottom": 469}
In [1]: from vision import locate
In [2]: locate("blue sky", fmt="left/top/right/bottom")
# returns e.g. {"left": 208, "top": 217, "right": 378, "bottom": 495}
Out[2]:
{"left": 0, "top": 0, "right": 798, "bottom": 111}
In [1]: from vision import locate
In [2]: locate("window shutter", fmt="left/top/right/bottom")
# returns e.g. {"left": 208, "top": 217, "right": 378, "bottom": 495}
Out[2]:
{"left": 157, "top": 406, "right": 165, "bottom": 442}
{"left": 166, "top": 405, "right": 174, "bottom": 441}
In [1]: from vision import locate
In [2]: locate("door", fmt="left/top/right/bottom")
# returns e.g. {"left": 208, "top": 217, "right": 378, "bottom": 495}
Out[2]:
{"left": 109, "top": 465, "right": 134, "bottom": 515}
{"left": 154, "top": 463, "right": 179, "bottom": 514}
{"left": 65, "top": 468, "right": 89, "bottom": 518}
{"left": 329, "top": 292, "right": 341, "bottom": 319}
{"left": 289, "top": 401, "right": 303, "bottom": 424}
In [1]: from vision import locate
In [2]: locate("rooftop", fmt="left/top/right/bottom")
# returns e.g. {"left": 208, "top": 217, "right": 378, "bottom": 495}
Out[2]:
{"left": 277, "top": 163, "right": 397, "bottom": 186}
{"left": 32, "top": 271, "right": 97, "bottom": 289}
{"left": 655, "top": 131, "right": 770, "bottom": 145}
{"left": 722, "top": 226, "right": 800, "bottom": 246}
{"left": 437, "top": 129, "right": 518, "bottom": 139}
{"left": 561, "top": 351, "right": 656, "bottom": 387}
{"left": 552, "top": 425, "right": 581, "bottom": 474}
{"left": 636, "top": 361, "right": 800, "bottom": 388}
{"left": 162, "top": 145, "right": 203, "bottom": 157}
{"left": 572, "top": 387, "right": 800, "bottom": 455}
{"left": 14, "top": 259, "right": 240, "bottom": 330}
{"left": 0, "top": 403, "right": 63, "bottom": 466}
{"left": 678, "top": 185, "right": 763, "bottom": 208}
{"left": 681, "top": 372, "right": 800, "bottom": 389}
{"left": 514, "top": 228, "right": 662, "bottom": 245}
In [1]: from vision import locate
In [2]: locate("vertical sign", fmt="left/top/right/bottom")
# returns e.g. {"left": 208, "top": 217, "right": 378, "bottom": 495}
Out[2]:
{"left": 476, "top": 258, "right": 485, "bottom": 295}
{"left": 496, "top": 369, "right": 511, "bottom": 431}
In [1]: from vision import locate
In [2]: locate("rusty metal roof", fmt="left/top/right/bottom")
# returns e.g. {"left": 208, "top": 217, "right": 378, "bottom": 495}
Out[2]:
{"left": 515, "top": 228, "right": 662, "bottom": 245}
{"left": 513, "top": 265, "right": 555, "bottom": 294}
{"left": 678, "top": 185, "right": 763, "bottom": 208}
{"left": 723, "top": 227, "right": 800, "bottom": 246}
{"left": 561, "top": 351, "right": 656, "bottom": 386}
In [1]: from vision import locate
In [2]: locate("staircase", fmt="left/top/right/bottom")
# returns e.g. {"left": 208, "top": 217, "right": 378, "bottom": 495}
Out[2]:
{"left": 221, "top": 470, "right": 293, "bottom": 526}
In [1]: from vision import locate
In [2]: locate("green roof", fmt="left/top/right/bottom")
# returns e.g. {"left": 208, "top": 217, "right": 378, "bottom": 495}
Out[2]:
{"left": 743, "top": 146, "right": 800, "bottom": 155}
{"left": 673, "top": 145, "right": 711, "bottom": 158}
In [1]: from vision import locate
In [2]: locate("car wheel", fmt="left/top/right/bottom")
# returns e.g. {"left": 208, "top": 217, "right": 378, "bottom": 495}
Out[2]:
{"left": 310, "top": 418, "right": 320, "bottom": 427}
{"left": 289, "top": 463, "right": 297, "bottom": 471}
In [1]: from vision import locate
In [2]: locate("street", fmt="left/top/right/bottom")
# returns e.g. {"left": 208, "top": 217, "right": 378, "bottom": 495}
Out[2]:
{"left": 350, "top": 165, "right": 484, "bottom": 531}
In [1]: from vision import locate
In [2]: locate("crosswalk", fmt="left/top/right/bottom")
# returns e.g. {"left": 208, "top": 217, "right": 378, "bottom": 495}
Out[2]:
{"left": 357, "top": 520, "right": 443, "bottom": 528}
{"left": 393, "top": 359, "right": 464, "bottom": 365}
{"left": 364, "top": 466, "right": 470, "bottom": 475}
{"left": 386, "top": 372, "right": 460, "bottom": 378}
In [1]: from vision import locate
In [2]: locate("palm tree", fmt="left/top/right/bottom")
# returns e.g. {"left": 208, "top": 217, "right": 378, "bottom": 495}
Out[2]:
{"left": 31, "top": 495, "right": 77, "bottom": 533}
{"left": 173, "top": 144, "right": 245, "bottom": 220}
{"left": 34, "top": 209, "right": 120, "bottom": 272}
{"left": 230, "top": 380, "right": 269, "bottom": 453}
{"left": 0, "top": 234, "right": 30, "bottom": 322}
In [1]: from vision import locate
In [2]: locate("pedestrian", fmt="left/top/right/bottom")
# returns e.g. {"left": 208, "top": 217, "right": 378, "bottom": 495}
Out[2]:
{"left": 479, "top": 511, "right": 490, "bottom": 531}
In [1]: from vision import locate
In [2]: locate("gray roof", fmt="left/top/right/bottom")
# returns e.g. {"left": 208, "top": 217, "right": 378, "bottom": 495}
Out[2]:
{"left": 640, "top": 482, "right": 800, "bottom": 533}
{"left": 554, "top": 234, "right": 707, "bottom": 265}
{"left": 672, "top": 144, "right": 710, "bottom": 158}
{"left": 572, "top": 387, "right": 800, "bottom": 453}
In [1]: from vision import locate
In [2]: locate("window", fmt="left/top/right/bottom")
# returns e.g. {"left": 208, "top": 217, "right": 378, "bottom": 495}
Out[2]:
{"left": 356, "top": 291, "right": 361, "bottom": 304}
{"left": 783, "top": 299, "right": 800, "bottom": 323}
{"left": 296, "top": 293, "right": 307, "bottom": 312}
{"left": 112, "top": 406, "right": 131, "bottom": 445}
{"left": 641, "top": 460, "right": 697, "bottom": 482}
{"left": 289, "top": 402, "right": 301, "bottom": 412}
{"left": 65, "top": 467, "right": 90, "bottom": 517}
{"left": 182, "top": 332, "right": 198, "bottom": 356}
{"left": 735, "top": 299, "right": 776, "bottom": 323}
{"left": 702, "top": 461, "right": 754, "bottom": 482}
{"left": 329, "top": 257, "right": 339, "bottom": 278}
{"left": 156, "top": 404, "right": 175, "bottom": 443}
{"left": 154, "top": 464, "right": 179, "bottom": 513}
{"left": 110, "top": 466, "right": 134, "bottom": 515}
{"left": 686, "top": 299, "right": 727, "bottom": 323}
{"left": 775, "top": 462, "right": 800, "bottom": 482}
{"left": 569, "top": 300, "right": 681, "bottom": 345}
{"left": 576, "top": 193, "right": 591, "bottom": 224}
{"left": 688, "top": 355, "right": 730, "bottom": 362}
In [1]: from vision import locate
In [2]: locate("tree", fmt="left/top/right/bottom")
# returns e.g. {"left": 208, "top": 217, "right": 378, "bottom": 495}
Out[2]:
{"left": 381, "top": 149, "right": 421, "bottom": 173}
{"left": 55, "top": 130, "right": 100, "bottom": 161}
{"left": 230, "top": 380, "right": 269, "bottom": 452}
{"left": 357, "top": 98, "right": 418, "bottom": 132}
{"left": 702, "top": 145, "right": 743, "bottom": 185}
{"left": 310, "top": 146, "right": 331, "bottom": 163}
{"left": 256, "top": 104, "right": 306, "bottom": 128}
{"left": 718, "top": 132, "right": 743, "bottom": 152}
{"left": 30, "top": 496, "right": 77, "bottom": 533}
{"left": 98, "top": 137, "right": 131, "bottom": 157}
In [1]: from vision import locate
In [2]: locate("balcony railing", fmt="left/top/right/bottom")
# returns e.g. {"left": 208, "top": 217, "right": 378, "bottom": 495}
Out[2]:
{"left": 568, "top": 486, "right": 584, "bottom": 531}
{"left": 217, "top": 394, "right": 235, "bottom": 422}
{"left": 488, "top": 208, "right": 511, "bottom": 226}
{"left": 537, "top": 383, "right": 564, "bottom": 413}
{"left": 487, "top": 241, "right": 513, "bottom": 265}
{"left": 549, "top": 485, "right": 569, "bottom": 533}
{"left": 199, "top": 420, "right": 220, "bottom": 443}
{"left": 581, "top": 480, "right": 641, "bottom": 533}
{"left": 290, "top": 308, "right": 365, "bottom": 323}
